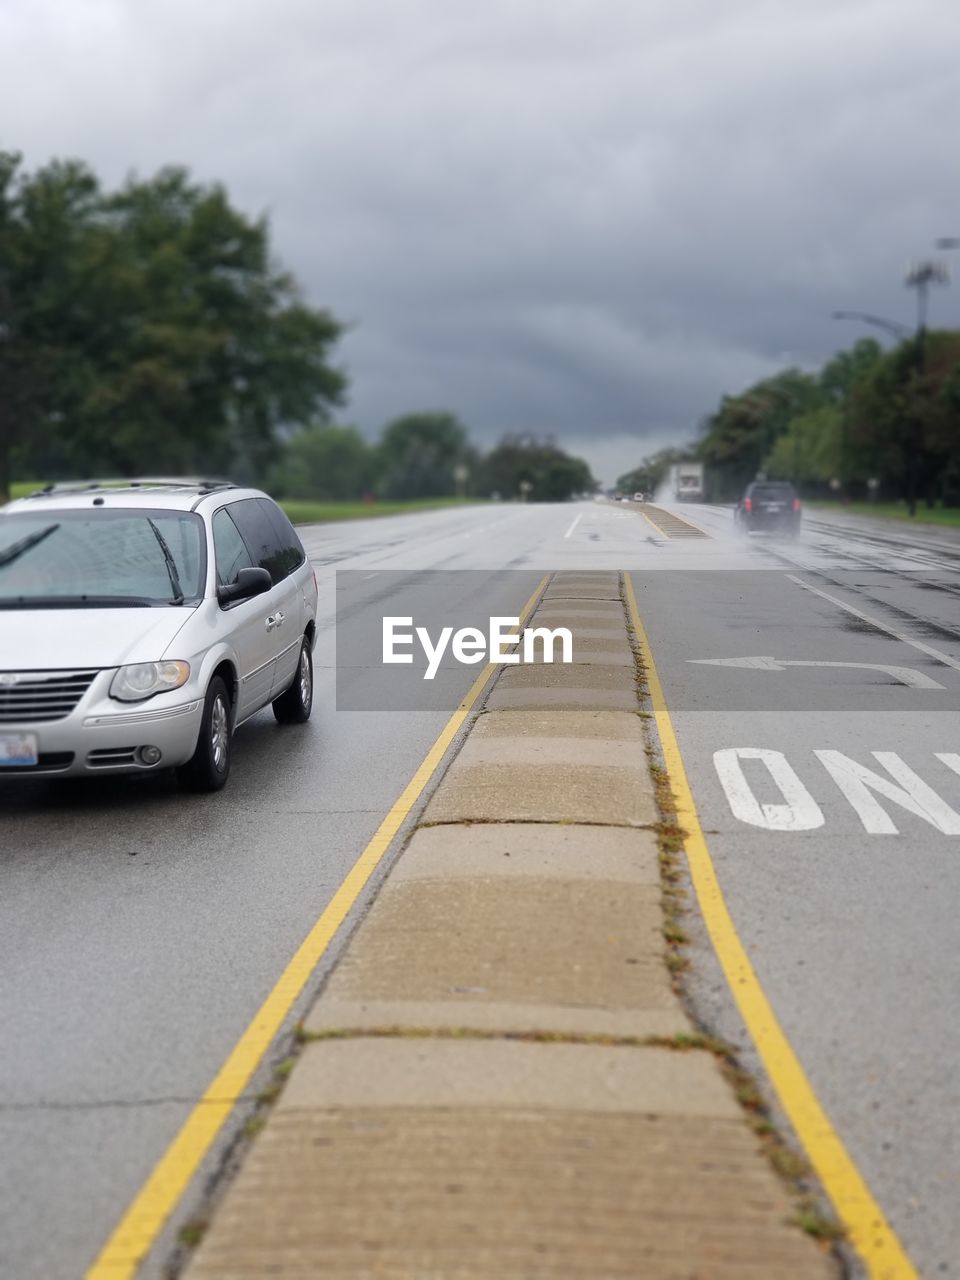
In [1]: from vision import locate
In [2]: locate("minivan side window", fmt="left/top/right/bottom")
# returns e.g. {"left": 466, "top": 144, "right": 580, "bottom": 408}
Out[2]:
{"left": 213, "top": 508, "right": 256, "bottom": 587}
{"left": 260, "top": 500, "right": 306, "bottom": 578}
{"left": 227, "top": 498, "right": 303, "bottom": 584}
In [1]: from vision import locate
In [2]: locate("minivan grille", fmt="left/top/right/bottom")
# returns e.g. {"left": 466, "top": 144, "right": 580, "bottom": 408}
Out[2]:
{"left": 0, "top": 670, "right": 98, "bottom": 724}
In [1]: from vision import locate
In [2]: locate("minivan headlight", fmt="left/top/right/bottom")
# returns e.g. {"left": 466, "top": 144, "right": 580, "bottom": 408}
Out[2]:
{"left": 110, "top": 661, "right": 191, "bottom": 702}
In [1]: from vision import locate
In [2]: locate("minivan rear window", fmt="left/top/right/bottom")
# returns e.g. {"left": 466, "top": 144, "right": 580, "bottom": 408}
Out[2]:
{"left": 260, "top": 501, "right": 306, "bottom": 578}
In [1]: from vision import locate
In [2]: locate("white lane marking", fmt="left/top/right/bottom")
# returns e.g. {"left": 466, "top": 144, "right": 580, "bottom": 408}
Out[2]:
{"left": 563, "top": 513, "right": 583, "bottom": 540}
{"left": 816, "top": 751, "right": 960, "bottom": 835}
{"left": 938, "top": 753, "right": 960, "bottom": 780}
{"left": 713, "top": 748, "right": 825, "bottom": 831}
{"left": 788, "top": 575, "right": 960, "bottom": 673}
{"left": 689, "top": 655, "right": 944, "bottom": 690}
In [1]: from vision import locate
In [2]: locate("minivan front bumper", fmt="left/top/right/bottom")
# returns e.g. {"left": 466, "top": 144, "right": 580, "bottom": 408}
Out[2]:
{"left": 0, "top": 670, "right": 204, "bottom": 777}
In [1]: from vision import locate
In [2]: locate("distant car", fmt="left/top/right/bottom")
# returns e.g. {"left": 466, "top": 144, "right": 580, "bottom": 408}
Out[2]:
{"left": 735, "top": 481, "right": 802, "bottom": 538}
{"left": 632, "top": 492, "right": 646, "bottom": 503}
{"left": 0, "top": 480, "right": 318, "bottom": 790}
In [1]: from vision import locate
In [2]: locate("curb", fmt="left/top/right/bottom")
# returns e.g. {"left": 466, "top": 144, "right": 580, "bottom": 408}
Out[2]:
{"left": 181, "top": 571, "right": 840, "bottom": 1278}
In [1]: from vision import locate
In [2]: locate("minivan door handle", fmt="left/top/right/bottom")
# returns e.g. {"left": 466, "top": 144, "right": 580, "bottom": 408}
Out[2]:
{"left": 265, "top": 610, "right": 285, "bottom": 631}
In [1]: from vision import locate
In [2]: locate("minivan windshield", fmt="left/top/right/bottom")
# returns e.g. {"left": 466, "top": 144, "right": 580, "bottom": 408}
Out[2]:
{"left": 0, "top": 509, "right": 206, "bottom": 608}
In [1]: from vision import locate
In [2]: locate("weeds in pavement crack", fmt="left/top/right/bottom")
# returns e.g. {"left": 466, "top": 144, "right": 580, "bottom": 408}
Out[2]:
{"left": 177, "top": 1217, "right": 210, "bottom": 1249}
{"left": 618, "top": 570, "right": 845, "bottom": 1255}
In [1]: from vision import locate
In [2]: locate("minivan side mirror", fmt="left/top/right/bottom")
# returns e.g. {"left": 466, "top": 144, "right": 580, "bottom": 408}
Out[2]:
{"left": 217, "top": 566, "right": 272, "bottom": 606}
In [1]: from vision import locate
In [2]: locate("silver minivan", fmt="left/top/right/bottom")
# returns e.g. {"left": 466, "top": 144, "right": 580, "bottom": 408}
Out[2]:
{"left": 0, "top": 480, "right": 318, "bottom": 791}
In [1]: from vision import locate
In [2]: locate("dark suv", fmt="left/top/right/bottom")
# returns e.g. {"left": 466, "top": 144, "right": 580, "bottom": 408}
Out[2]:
{"left": 735, "top": 481, "right": 801, "bottom": 537}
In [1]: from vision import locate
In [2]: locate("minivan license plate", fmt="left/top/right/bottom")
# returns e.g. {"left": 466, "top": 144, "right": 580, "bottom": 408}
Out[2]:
{"left": 0, "top": 734, "right": 39, "bottom": 767}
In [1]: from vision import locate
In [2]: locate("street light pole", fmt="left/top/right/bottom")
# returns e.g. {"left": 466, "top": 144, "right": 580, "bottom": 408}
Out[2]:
{"left": 831, "top": 310, "right": 911, "bottom": 342}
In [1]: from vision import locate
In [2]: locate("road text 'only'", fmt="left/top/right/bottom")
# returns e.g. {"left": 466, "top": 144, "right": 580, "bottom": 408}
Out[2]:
{"left": 714, "top": 748, "right": 960, "bottom": 835}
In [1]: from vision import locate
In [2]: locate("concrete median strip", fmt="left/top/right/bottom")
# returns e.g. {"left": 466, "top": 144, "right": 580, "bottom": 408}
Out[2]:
{"left": 183, "top": 571, "right": 837, "bottom": 1279}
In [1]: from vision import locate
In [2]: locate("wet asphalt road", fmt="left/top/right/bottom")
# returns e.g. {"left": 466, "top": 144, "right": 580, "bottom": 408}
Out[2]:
{"left": 2, "top": 499, "right": 959, "bottom": 1278}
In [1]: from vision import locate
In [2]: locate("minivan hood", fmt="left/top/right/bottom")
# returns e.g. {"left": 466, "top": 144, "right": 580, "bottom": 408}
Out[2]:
{"left": 0, "top": 607, "right": 195, "bottom": 671}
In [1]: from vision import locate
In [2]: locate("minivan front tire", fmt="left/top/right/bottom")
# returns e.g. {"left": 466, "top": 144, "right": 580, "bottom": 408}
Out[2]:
{"left": 178, "top": 676, "right": 232, "bottom": 792}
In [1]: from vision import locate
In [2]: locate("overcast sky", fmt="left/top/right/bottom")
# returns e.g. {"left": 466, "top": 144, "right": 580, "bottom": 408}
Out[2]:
{"left": 3, "top": 0, "right": 959, "bottom": 483}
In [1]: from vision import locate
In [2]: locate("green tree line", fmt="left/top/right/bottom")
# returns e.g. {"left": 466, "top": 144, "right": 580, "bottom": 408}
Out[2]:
{"left": 619, "top": 332, "right": 960, "bottom": 511}
{"left": 271, "top": 418, "right": 596, "bottom": 503}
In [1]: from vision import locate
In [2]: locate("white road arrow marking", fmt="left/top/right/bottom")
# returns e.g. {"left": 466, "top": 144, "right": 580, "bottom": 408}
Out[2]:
{"left": 689, "top": 655, "right": 944, "bottom": 689}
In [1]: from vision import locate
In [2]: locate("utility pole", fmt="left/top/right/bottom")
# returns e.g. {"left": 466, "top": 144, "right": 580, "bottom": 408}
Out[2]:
{"left": 903, "top": 260, "right": 949, "bottom": 516}
{"left": 839, "top": 404, "right": 849, "bottom": 503}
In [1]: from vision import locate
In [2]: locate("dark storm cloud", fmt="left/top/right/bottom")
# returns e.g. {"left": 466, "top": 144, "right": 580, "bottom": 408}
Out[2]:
{"left": 2, "top": 0, "right": 959, "bottom": 481}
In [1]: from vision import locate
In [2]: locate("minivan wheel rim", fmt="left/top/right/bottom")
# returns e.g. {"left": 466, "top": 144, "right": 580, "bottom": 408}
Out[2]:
{"left": 299, "top": 648, "right": 312, "bottom": 707}
{"left": 211, "top": 696, "right": 229, "bottom": 770}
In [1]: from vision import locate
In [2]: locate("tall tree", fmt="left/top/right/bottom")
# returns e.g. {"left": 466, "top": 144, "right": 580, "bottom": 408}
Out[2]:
{"left": 765, "top": 405, "right": 844, "bottom": 487}
{"left": 271, "top": 424, "right": 374, "bottom": 500}
{"left": 479, "top": 435, "right": 594, "bottom": 501}
{"left": 0, "top": 156, "right": 347, "bottom": 498}
{"left": 848, "top": 331, "right": 960, "bottom": 506}
{"left": 819, "top": 338, "right": 883, "bottom": 404}
{"left": 699, "top": 369, "right": 823, "bottom": 499}
{"left": 375, "top": 411, "right": 472, "bottom": 499}
{"left": 0, "top": 152, "right": 105, "bottom": 496}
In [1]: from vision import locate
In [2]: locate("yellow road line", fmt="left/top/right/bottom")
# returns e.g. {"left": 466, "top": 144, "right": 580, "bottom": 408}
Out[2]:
{"left": 624, "top": 575, "right": 916, "bottom": 1280}
{"left": 86, "top": 575, "right": 550, "bottom": 1279}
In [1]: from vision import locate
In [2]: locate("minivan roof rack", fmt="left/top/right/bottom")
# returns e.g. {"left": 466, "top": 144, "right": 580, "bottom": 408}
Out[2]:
{"left": 25, "top": 478, "right": 237, "bottom": 497}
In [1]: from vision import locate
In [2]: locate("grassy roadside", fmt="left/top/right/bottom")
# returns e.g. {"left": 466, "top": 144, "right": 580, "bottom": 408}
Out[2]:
{"left": 6, "top": 483, "right": 486, "bottom": 523}
{"left": 806, "top": 498, "right": 960, "bottom": 528}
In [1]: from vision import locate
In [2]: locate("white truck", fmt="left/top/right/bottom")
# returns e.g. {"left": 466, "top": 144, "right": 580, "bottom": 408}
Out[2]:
{"left": 669, "top": 462, "right": 704, "bottom": 502}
